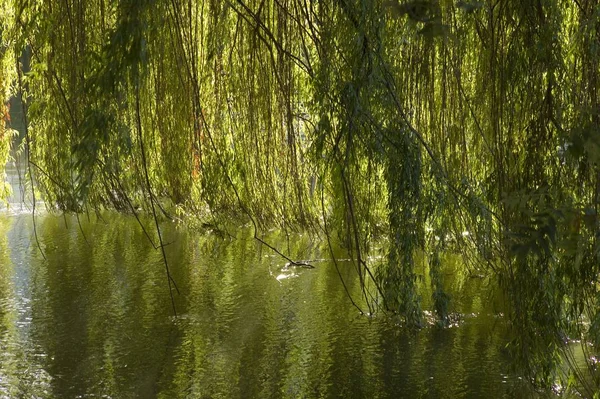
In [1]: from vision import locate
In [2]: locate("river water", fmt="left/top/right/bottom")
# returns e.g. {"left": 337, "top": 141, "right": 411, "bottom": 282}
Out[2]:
{"left": 0, "top": 214, "right": 547, "bottom": 398}
{"left": 0, "top": 154, "right": 554, "bottom": 398}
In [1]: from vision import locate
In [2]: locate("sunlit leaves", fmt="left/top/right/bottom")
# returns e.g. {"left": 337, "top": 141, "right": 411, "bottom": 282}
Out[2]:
{"left": 2, "top": 0, "right": 600, "bottom": 393}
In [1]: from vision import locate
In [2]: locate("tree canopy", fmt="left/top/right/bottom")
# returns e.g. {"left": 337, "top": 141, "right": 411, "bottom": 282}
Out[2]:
{"left": 1, "top": 0, "right": 600, "bottom": 394}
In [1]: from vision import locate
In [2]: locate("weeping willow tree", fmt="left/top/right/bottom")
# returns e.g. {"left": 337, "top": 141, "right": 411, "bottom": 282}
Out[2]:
{"left": 1, "top": 0, "right": 600, "bottom": 394}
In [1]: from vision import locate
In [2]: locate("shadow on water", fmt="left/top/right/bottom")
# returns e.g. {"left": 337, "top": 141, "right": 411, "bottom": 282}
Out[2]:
{"left": 0, "top": 210, "right": 557, "bottom": 398}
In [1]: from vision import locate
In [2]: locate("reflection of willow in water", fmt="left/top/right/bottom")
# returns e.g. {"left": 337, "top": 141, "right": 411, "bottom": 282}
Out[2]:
{"left": 25, "top": 215, "right": 177, "bottom": 398}
{"left": 159, "top": 230, "right": 523, "bottom": 398}
{"left": 0, "top": 213, "right": 538, "bottom": 397}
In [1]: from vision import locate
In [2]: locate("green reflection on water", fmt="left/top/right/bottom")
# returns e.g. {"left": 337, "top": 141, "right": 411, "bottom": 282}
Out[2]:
{"left": 0, "top": 213, "right": 537, "bottom": 398}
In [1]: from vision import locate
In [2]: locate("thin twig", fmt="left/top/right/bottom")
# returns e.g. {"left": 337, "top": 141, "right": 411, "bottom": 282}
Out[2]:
{"left": 16, "top": 51, "right": 46, "bottom": 261}
{"left": 320, "top": 179, "right": 364, "bottom": 314}
{"left": 135, "top": 84, "right": 179, "bottom": 317}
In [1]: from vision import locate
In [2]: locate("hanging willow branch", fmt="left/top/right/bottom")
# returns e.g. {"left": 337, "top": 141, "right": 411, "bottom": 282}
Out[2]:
{"left": 15, "top": 52, "right": 45, "bottom": 261}
{"left": 135, "top": 77, "right": 180, "bottom": 316}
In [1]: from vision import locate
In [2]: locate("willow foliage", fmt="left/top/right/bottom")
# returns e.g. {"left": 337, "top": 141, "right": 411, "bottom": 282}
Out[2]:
{"left": 1, "top": 0, "right": 600, "bottom": 394}
{"left": 0, "top": 1, "right": 15, "bottom": 201}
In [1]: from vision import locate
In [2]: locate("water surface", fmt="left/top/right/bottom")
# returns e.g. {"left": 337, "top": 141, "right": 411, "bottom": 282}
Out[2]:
{"left": 0, "top": 210, "right": 540, "bottom": 398}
